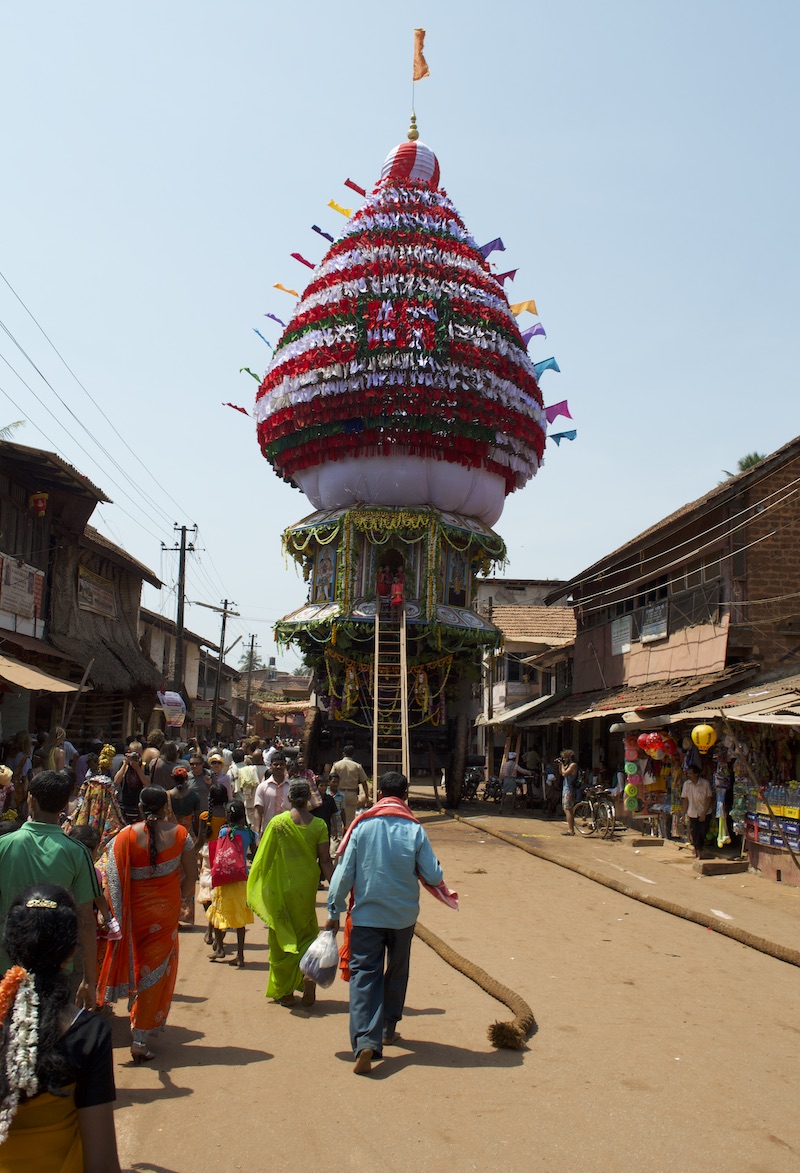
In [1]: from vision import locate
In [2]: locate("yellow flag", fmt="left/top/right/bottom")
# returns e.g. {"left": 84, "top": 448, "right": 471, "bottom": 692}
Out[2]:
{"left": 510, "top": 300, "right": 538, "bottom": 317}
{"left": 274, "top": 283, "right": 299, "bottom": 297}
{"left": 413, "top": 28, "right": 430, "bottom": 81}
{"left": 328, "top": 199, "right": 352, "bottom": 218}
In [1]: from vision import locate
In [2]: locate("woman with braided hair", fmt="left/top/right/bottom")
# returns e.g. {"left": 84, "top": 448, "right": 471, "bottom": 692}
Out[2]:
{"left": 97, "top": 786, "right": 197, "bottom": 1063}
{"left": 0, "top": 882, "right": 120, "bottom": 1170}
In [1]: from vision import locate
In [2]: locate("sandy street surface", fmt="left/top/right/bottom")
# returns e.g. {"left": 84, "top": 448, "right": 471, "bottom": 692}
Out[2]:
{"left": 113, "top": 810, "right": 800, "bottom": 1173}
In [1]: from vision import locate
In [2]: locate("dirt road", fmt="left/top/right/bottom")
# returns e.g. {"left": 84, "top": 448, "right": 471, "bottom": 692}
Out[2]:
{"left": 114, "top": 812, "right": 800, "bottom": 1173}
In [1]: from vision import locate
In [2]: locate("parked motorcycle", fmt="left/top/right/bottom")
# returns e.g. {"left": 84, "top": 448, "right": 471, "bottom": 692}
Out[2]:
{"left": 462, "top": 766, "right": 483, "bottom": 801}
{"left": 482, "top": 775, "right": 502, "bottom": 802}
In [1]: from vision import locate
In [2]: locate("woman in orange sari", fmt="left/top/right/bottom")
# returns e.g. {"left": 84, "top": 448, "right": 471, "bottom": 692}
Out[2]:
{"left": 97, "top": 786, "right": 197, "bottom": 1063}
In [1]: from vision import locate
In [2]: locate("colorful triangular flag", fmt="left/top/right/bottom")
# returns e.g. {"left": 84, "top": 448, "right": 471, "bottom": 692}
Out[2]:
{"left": 520, "top": 323, "right": 547, "bottom": 344}
{"left": 545, "top": 400, "right": 572, "bottom": 424}
{"left": 534, "top": 357, "right": 560, "bottom": 379}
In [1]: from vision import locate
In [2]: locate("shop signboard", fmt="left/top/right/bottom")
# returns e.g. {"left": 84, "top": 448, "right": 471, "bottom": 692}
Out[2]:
{"left": 0, "top": 554, "right": 44, "bottom": 619}
{"left": 158, "top": 690, "right": 186, "bottom": 728}
{"left": 610, "top": 615, "right": 632, "bottom": 656}
{"left": 77, "top": 566, "right": 118, "bottom": 619}
{"left": 640, "top": 602, "right": 668, "bottom": 644}
{"left": 194, "top": 701, "right": 212, "bottom": 722}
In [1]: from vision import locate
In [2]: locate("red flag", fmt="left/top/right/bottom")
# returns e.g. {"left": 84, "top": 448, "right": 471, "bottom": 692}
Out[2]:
{"left": 290, "top": 252, "right": 315, "bottom": 270}
{"left": 223, "top": 402, "right": 250, "bottom": 416}
{"left": 494, "top": 269, "right": 518, "bottom": 286}
{"left": 344, "top": 178, "right": 366, "bottom": 197}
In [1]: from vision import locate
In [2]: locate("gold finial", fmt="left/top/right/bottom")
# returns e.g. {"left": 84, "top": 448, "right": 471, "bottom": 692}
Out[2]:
{"left": 408, "top": 113, "right": 419, "bottom": 142}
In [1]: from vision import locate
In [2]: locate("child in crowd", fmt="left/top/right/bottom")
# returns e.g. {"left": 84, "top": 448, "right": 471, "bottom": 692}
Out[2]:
{"left": 198, "top": 784, "right": 229, "bottom": 945}
{"left": 327, "top": 772, "right": 345, "bottom": 845}
{"left": 207, "top": 799, "right": 258, "bottom": 967}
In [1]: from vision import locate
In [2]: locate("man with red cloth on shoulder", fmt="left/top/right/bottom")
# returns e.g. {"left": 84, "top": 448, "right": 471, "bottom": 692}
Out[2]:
{"left": 325, "top": 771, "right": 457, "bottom": 1075}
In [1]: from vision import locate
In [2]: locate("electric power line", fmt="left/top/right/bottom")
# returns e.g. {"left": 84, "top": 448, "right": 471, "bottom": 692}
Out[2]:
{"left": 0, "top": 266, "right": 190, "bottom": 519}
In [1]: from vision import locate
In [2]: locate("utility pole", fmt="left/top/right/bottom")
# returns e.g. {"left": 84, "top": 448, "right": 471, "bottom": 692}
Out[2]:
{"left": 162, "top": 524, "right": 196, "bottom": 694}
{"left": 242, "top": 634, "right": 257, "bottom": 740}
{"left": 194, "top": 599, "right": 239, "bottom": 740}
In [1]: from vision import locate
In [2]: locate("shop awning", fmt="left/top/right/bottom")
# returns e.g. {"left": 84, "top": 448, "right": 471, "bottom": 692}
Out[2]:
{"left": 672, "top": 673, "right": 800, "bottom": 727}
{"left": 474, "top": 691, "right": 565, "bottom": 727}
{"left": 518, "top": 665, "right": 759, "bottom": 729}
{"left": 0, "top": 653, "right": 79, "bottom": 694}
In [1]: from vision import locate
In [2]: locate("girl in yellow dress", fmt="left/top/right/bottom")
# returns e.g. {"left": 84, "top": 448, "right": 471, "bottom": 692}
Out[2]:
{"left": 206, "top": 799, "right": 258, "bottom": 967}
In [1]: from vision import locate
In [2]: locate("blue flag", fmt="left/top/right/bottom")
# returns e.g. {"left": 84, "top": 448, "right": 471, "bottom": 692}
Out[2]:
{"left": 534, "top": 357, "right": 560, "bottom": 379}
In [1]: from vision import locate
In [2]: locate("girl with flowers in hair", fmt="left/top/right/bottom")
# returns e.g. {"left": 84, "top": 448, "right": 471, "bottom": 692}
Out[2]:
{"left": 0, "top": 882, "right": 120, "bottom": 1170}
{"left": 97, "top": 786, "right": 197, "bottom": 1063}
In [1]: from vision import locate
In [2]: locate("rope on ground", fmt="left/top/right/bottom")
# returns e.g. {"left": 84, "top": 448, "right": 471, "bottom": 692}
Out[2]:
{"left": 451, "top": 814, "right": 800, "bottom": 971}
{"left": 414, "top": 920, "right": 536, "bottom": 1050}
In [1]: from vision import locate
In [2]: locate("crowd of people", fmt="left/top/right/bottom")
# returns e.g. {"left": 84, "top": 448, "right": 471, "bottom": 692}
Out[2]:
{"left": 0, "top": 728, "right": 453, "bottom": 1169}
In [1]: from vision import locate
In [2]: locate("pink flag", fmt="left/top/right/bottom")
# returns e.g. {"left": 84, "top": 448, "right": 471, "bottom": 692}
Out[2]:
{"left": 545, "top": 400, "right": 572, "bottom": 424}
{"left": 291, "top": 252, "right": 315, "bottom": 270}
{"left": 494, "top": 269, "right": 518, "bottom": 285}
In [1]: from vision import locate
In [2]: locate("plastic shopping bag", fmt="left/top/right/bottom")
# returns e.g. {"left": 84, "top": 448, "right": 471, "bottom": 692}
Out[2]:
{"left": 299, "top": 929, "right": 339, "bottom": 988}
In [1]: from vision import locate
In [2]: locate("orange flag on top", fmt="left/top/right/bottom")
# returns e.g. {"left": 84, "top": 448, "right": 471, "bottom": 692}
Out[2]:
{"left": 413, "top": 28, "right": 430, "bottom": 81}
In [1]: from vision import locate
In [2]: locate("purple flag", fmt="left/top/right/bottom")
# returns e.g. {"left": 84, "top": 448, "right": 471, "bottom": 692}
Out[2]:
{"left": 494, "top": 269, "right": 518, "bottom": 285}
{"left": 521, "top": 323, "right": 547, "bottom": 344}
{"left": 312, "top": 224, "right": 334, "bottom": 243}
{"left": 264, "top": 313, "right": 286, "bottom": 327}
{"left": 478, "top": 237, "right": 505, "bottom": 259}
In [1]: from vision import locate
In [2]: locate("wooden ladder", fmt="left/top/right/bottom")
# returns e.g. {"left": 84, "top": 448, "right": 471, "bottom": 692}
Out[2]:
{"left": 372, "top": 605, "right": 410, "bottom": 798}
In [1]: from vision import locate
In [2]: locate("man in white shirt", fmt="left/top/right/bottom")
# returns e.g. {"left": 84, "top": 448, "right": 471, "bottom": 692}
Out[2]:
{"left": 681, "top": 764, "right": 713, "bottom": 859}
{"left": 254, "top": 753, "right": 290, "bottom": 834}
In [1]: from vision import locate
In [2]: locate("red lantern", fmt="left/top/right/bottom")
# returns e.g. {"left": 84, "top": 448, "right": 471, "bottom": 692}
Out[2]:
{"left": 29, "top": 492, "right": 48, "bottom": 518}
{"left": 661, "top": 736, "right": 678, "bottom": 757}
{"left": 636, "top": 733, "right": 651, "bottom": 751}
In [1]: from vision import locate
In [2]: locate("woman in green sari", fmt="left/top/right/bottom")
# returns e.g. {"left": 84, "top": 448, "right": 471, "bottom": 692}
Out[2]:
{"left": 247, "top": 780, "right": 333, "bottom": 1006}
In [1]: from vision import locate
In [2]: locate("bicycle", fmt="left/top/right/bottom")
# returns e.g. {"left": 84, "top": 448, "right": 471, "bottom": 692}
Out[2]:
{"left": 573, "top": 784, "right": 617, "bottom": 839}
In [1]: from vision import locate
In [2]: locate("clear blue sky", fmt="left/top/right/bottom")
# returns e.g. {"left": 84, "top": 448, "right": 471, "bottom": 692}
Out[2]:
{"left": 1, "top": 1, "right": 797, "bottom": 666}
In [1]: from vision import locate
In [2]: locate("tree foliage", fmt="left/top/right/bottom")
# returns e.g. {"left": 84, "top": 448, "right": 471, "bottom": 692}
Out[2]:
{"left": 239, "top": 646, "right": 266, "bottom": 672}
{"left": 722, "top": 452, "right": 767, "bottom": 478}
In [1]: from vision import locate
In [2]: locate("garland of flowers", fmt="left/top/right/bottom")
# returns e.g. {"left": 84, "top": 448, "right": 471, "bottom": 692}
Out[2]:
{"left": 256, "top": 174, "right": 546, "bottom": 496}
{"left": 0, "top": 968, "right": 39, "bottom": 1144}
{"left": 324, "top": 647, "right": 455, "bottom": 730}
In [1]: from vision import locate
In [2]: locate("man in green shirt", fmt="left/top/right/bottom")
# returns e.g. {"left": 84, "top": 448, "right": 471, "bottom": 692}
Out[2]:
{"left": 0, "top": 770, "right": 100, "bottom": 1007}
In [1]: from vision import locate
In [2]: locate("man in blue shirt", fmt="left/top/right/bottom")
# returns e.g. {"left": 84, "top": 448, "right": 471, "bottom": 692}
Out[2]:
{"left": 326, "top": 771, "right": 443, "bottom": 1075}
